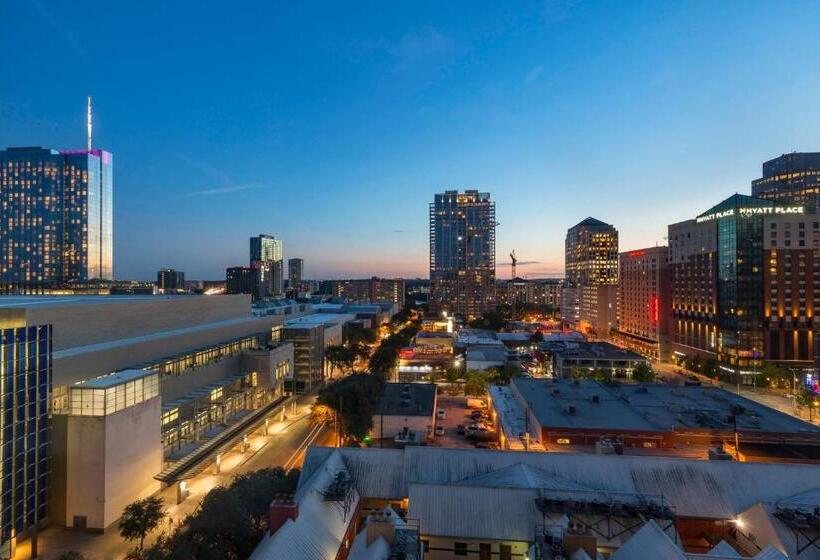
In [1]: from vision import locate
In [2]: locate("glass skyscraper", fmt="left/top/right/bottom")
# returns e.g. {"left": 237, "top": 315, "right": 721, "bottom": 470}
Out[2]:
{"left": 429, "top": 190, "right": 496, "bottom": 318}
{"left": 0, "top": 147, "right": 113, "bottom": 291}
{"left": 0, "top": 324, "right": 51, "bottom": 556}
{"left": 250, "top": 234, "right": 283, "bottom": 297}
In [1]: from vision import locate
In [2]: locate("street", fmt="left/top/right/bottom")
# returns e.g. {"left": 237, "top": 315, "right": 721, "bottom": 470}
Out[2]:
{"left": 653, "top": 361, "right": 820, "bottom": 426}
{"left": 15, "top": 394, "right": 333, "bottom": 560}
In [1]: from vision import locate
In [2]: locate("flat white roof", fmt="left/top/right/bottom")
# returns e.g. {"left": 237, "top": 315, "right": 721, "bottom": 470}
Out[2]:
{"left": 0, "top": 295, "right": 195, "bottom": 309}
{"left": 284, "top": 313, "right": 355, "bottom": 327}
{"left": 74, "top": 368, "right": 154, "bottom": 389}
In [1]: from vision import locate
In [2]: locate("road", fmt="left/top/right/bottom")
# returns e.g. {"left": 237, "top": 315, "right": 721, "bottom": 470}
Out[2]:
{"left": 654, "top": 362, "right": 820, "bottom": 425}
{"left": 16, "top": 394, "right": 333, "bottom": 560}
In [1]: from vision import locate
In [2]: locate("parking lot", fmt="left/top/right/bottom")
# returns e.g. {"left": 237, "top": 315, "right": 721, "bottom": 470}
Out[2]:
{"left": 434, "top": 395, "right": 499, "bottom": 449}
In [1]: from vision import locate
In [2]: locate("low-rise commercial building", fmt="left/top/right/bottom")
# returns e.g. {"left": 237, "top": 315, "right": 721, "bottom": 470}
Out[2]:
{"left": 371, "top": 383, "right": 437, "bottom": 442}
{"left": 501, "top": 377, "right": 820, "bottom": 461}
{"left": 252, "top": 446, "right": 814, "bottom": 560}
{"left": 553, "top": 342, "right": 647, "bottom": 379}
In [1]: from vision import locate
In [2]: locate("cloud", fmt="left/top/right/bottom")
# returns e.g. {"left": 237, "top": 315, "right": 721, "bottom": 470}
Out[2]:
{"left": 28, "top": 0, "right": 85, "bottom": 57}
{"left": 524, "top": 65, "right": 544, "bottom": 85}
{"left": 178, "top": 184, "right": 259, "bottom": 198}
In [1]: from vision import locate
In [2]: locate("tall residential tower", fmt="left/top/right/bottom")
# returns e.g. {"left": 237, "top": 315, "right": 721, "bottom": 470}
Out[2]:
{"left": 429, "top": 190, "right": 496, "bottom": 318}
{"left": 249, "top": 234, "right": 284, "bottom": 297}
{"left": 0, "top": 147, "right": 113, "bottom": 291}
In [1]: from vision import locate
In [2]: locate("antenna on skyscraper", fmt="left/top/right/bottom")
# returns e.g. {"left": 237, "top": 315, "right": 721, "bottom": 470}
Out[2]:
{"left": 87, "top": 96, "right": 92, "bottom": 151}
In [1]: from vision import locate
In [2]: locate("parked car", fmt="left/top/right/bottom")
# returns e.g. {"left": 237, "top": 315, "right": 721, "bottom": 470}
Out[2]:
{"left": 435, "top": 425, "right": 445, "bottom": 436}
{"left": 456, "top": 424, "right": 466, "bottom": 435}
{"left": 474, "top": 441, "right": 490, "bottom": 449}
{"left": 437, "top": 409, "right": 446, "bottom": 419}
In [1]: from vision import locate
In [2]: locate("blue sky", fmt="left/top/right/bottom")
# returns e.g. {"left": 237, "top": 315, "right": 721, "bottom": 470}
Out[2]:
{"left": 2, "top": 1, "right": 820, "bottom": 280}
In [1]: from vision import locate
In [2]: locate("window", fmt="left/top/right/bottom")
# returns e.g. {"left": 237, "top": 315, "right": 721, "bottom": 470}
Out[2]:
{"left": 480, "top": 543, "right": 492, "bottom": 560}
{"left": 454, "top": 542, "right": 468, "bottom": 556}
{"left": 500, "top": 544, "right": 513, "bottom": 560}
{"left": 556, "top": 438, "right": 570, "bottom": 444}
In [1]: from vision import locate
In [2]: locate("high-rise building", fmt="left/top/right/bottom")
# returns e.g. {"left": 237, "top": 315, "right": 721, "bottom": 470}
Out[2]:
{"left": 614, "top": 246, "right": 670, "bottom": 359}
{"left": 156, "top": 269, "right": 185, "bottom": 293}
{"left": 752, "top": 152, "right": 820, "bottom": 207}
{"left": 496, "top": 278, "right": 562, "bottom": 309}
{"left": 429, "top": 190, "right": 496, "bottom": 318}
{"left": 330, "top": 277, "right": 406, "bottom": 306}
{"left": 562, "top": 218, "right": 618, "bottom": 337}
{"left": 288, "top": 258, "right": 304, "bottom": 288}
{"left": 250, "top": 234, "right": 283, "bottom": 296}
{"left": 226, "top": 266, "right": 263, "bottom": 299}
{"left": 0, "top": 323, "right": 50, "bottom": 554}
{"left": 668, "top": 194, "right": 816, "bottom": 377}
{"left": 0, "top": 147, "right": 113, "bottom": 291}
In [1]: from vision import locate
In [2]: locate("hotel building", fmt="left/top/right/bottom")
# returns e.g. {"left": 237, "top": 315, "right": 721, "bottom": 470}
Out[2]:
{"left": 614, "top": 246, "right": 670, "bottom": 359}
{"left": 0, "top": 147, "right": 113, "bottom": 292}
{"left": 669, "top": 194, "right": 818, "bottom": 377}
{"left": 429, "top": 190, "right": 496, "bottom": 318}
{"left": 562, "top": 218, "right": 618, "bottom": 338}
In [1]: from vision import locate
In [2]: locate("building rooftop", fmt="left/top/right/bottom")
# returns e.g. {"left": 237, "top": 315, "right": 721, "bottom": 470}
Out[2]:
{"left": 284, "top": 313, "right": 355, "bottom": 328}
{"left": 511, "top": 377, "right": 820, "bottom": 435}
{"left": 554, "top": 341, "right": 645, "bottom": 361}
{"left": 74, "top": 368, "right": 154, "bottom": 389}
{"left": 0, "top": 294, "right": 195, "bottom": 309}
{"left": 466, "top": 345, "right": 508, "bottom": 363}
{"left": 376, "top": 383, "right": 436, "bottom": 417}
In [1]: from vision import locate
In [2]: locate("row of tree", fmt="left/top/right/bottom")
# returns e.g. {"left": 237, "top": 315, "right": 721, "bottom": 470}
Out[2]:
{"left": 367, "top": 321, "right": 419, "bottom": 375}
{"left": 116, "top": 467, "right": 299, "bottom": 560}
{"left": 569, "top": 362, "right": 656, "bottom": 383}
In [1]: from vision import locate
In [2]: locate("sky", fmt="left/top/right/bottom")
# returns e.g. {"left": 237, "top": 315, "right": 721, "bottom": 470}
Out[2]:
{"left": 2, "top": 1, "right": 820, "bottom": 281}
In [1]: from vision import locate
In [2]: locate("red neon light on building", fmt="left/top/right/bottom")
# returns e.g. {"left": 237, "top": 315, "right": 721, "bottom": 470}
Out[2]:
{"left": 628, "top": 250, "right": 646, "bottom": 258}
{"left": 649, "top": 294, "right": 659, "bottom": 325}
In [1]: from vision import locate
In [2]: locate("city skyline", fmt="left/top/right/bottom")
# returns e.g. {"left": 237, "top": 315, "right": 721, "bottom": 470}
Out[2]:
{"left": 3, "top": 2, "right": 820, "bottom": 280}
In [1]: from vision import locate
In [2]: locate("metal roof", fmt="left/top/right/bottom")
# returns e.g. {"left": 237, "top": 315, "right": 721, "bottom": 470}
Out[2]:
{"left": 300, "top": 446, "right": 820, "bottom": 520}
{"left": 73, "top": 368, "right": 153, "bottom": 389}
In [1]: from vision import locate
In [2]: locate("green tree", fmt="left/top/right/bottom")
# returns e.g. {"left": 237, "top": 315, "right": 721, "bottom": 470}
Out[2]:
{"left": 119, "top": 496, "right": 166, "bottom": 551}
{"left": 318, "top": 373, "right": 385, "bottom": 441}
{"left": 464, "top": 370, "right": 490, "bottom": 396}
{"left": 530, "top": 331, "right": 544, "bottom": 343}
{"left": 325, "top": 345, "right": 356, "bottom": 377}
{"left": 468, "top": 309, "right": 506, "bottom": 331}
{"left": 795, "top": 384, "right": 811, "bottom": 407}
{"left": 346, "top": 325, "right": 378, "bottom": 347}
{"left": 760, "top": 362, "right": 792, "bottom": 389}
{"left": 631, "top": 362, "right": 656, "bottom": 383}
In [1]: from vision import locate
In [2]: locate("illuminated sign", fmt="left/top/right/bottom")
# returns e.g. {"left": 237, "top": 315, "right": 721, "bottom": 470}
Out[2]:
{"left": 696, "top": 206, "right": 804, "bottom": 223}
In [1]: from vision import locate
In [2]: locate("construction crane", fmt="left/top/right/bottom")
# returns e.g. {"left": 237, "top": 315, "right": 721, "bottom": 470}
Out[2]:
{"left": 510, "top": 249, "right": 517, "bottom": 280}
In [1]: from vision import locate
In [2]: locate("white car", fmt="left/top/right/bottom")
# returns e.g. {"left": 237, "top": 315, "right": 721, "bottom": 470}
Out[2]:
{"left": 437, "top": 409, "right": 446, "bottom": 419}
{"left": 435, "top": 425, "right": 445, "bottom": 436}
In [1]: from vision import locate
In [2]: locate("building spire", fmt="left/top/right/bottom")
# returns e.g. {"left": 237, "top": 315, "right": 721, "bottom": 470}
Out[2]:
{"left": 87, "top": 96, "right": 92, "bottom": 151}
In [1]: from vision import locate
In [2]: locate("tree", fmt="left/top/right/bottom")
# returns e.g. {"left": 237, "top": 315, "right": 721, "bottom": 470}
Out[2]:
{"left": 140, "top": 468, "right": 300, "bottom": 560}
{"left": 119, "top": 496, "right": 166, "bottom": 551}
{"left": 468, "top": 309, "right": 506, "bottom": 331}
{"left": 318, "top": 373, "right": 385, "bottom": 441}
{"left": 346, "top": 325, "right": 378, "bottom": 347}
{"left": 464, "top": 370, "right": 490, "bottom": 396}
{"left": 760, "top": 362, "right": 792, "bottom": 389}
{"left": 530, "top": 331, "right": 544, "bottom": 343}
{"left": 631, "top": 362, "right": 656, "bottom": 383}
{"left": 325, "top": 345, "right": 356, "bottom": 377}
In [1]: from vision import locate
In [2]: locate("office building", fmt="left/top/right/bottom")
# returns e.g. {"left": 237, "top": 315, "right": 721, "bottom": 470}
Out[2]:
{"left": 156, "top": 268, "right": 185, "bottom": 293}
{"left": 329, "top": 277, "right": 406, "bottom": 306}
{"left": 668, "top": 194, "right": 817, "bottom": 376}
{"left": 0, "top": 295, "right": 299, "bottom": 532}
{"left": 429, "top": 190, "right": 496, "bottom": 318}
{"left": 250, "top": 234, "right": 283, "bottom": 297}
{"left": 0, "top": 323, "right": 50, "bottom": 556}
{"left": 282, "top": 313, "right": 354, "bottom": 394}
{"left": 0, "top": 146, "right": 113, "bottom": 291}
{"left": 253, "top": 445, "right": 811, "bottom": 560}
{"left": 226, "top": 266, "right": 264, "bottom": 299}
{"left": 752, "top": 152, "right": 820, "bottom": 207}
{"left": 614, "top": 246, "right": 670, "bottom": 359}
{"left": 287, "top": 258, "right": 303, "bottom": 288}
{"left": 562, "top": 218, "right": 618, "bottom": 338}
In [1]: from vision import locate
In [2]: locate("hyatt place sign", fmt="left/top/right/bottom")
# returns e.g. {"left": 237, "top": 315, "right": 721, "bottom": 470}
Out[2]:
{"left": 696, "top": 206, "right": 804, "bottom": 223}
